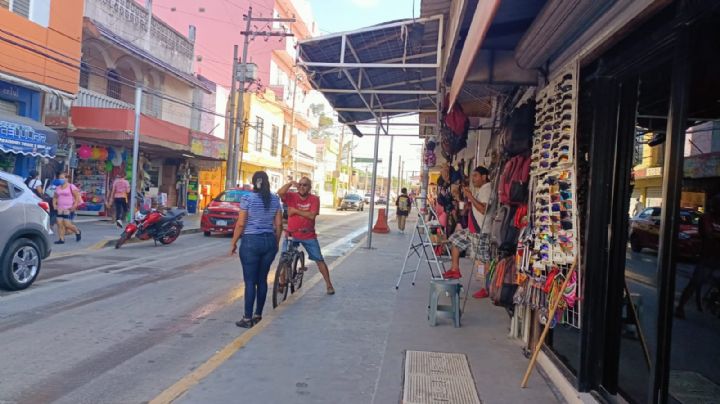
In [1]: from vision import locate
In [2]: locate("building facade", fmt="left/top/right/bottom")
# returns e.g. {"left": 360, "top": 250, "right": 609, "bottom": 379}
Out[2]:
{"left": 0, "top": 0, "right": 83, "bottom": 179}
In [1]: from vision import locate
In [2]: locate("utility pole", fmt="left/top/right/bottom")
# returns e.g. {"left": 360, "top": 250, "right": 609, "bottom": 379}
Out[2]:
{"left": 334, "top": 125, "right": 345, "bottom": 206}
{"left": 347, "top": 131, "right": 353, "bottom": 193}
{"left": 386, "top": 135, "right": 394, "bottom": 204}
{"left": 236, "top": 7, "right": 295, "bottom": 184}
{"left": 397, "top": 155, "right": 402, "bottom": 197}
{"left": 129, "top": 86, "right": 142, "bottom": 221}
{"left": 225, "top": 45, "right": 238, "bottom": 189}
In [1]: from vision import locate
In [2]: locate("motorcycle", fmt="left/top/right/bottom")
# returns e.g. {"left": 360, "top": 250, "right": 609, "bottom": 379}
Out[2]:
{"left": 115, "top": 208, "right": 186, "bottom": 249}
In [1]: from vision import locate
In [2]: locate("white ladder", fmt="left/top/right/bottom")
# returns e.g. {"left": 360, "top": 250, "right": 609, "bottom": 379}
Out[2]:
{"left": 395, "top": 197, "right": 451, "bottom": 289}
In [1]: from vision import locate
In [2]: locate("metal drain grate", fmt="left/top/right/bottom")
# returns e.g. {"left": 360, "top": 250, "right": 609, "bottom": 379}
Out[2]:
{"left": 403, "top": 350, "right": 481, "bottom": 404}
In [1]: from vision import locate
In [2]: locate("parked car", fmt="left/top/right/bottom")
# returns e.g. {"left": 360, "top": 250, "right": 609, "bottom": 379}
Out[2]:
{"left": 0, "top": 171, "right": 52, "bottom": 291}
{"left": 376, "top": 195, "right": 387, "bottom": 205}
{"left": 200, "top": 188, "right": 252, "bottom": 236}
{"left": 338, "top": 194, "right": 365, "bottom": 211}
{"left": 364, "top": 193, "right": 372, "bottom": 204}
{"left": 629, "top": 207, "right": 701, "bottom": 258}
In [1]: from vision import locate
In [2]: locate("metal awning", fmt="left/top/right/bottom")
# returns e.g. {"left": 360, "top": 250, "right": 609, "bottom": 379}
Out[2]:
{"left": 297, "top": 16, "right": 443, "bottom": 136}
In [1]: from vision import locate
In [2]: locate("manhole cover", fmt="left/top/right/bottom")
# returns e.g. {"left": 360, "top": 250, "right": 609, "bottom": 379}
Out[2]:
{"left": 403, "top": 350, "right": 481, "bottom": 404}
{"left": 669, "top": 370, "right": 720, "bottom": 404}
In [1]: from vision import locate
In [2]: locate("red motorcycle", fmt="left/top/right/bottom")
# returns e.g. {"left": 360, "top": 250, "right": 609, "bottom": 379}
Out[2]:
{"left": 115, "top": 208, "right": 186, "bottom": 249}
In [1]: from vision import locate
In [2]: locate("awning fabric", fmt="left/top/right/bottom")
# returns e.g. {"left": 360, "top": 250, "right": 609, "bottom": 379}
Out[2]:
{"left": 0, "top": 111, "right": 58, "bottom": 158}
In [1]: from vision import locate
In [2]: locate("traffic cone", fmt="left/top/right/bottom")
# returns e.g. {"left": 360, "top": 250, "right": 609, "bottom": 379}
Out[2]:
{"left": 373, "top": 208, "right": 390, "bottom": 233}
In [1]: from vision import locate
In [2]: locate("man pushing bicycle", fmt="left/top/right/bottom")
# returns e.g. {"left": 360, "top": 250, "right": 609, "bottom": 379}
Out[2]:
{"left": 278, "top": 178, "right": 335, "bottom": 295}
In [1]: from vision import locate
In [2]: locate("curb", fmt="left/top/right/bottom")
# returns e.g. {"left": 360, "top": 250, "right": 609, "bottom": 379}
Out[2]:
{"left": 46, "top": 227, "right": 203, "bottom": 261}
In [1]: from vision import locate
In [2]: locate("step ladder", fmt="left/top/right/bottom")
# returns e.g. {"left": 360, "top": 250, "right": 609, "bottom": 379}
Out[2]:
{"left": 396, "top": 197, "right": 452, "bottom": 289}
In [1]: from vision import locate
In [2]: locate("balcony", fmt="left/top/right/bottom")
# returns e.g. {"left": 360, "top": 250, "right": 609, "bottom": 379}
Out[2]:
{"left": 75, "top": 88, "right": 133, "bottom": 109}
{"left": 84, "top": 0, "right": 194, "bottom": 74}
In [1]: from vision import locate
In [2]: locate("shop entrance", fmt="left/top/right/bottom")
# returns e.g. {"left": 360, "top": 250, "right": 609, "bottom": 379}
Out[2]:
{"left": 578, "top": 5, "right": 720, "bottom": 403}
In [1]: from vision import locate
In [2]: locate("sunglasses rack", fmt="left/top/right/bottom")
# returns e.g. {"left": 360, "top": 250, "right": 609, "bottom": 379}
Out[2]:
{"left": 522, "top": 64, "right": 582, "bottom": 329}
{"left": 531, "top": 68, "right": 577, "bottom": 174}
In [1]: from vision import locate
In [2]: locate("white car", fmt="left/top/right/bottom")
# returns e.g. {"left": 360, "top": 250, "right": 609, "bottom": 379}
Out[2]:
{"left": 0, "top": 171, "right": 52, "bottom": 290}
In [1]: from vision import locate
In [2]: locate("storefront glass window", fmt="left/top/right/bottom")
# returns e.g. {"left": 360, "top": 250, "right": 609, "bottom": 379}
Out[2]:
{"left": 668, "top": 26, "right": 720, "bottom": 404}
{"left": 619, "top": 63, "right": 673, "bottom": 404}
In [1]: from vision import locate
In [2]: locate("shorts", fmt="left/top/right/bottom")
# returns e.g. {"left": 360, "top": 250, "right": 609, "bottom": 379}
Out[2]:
{"left": 449, "top": 229, "right": 490, "bottom": 262}
{"left": 291, "top": 238, "right": 324, "bottom": 262}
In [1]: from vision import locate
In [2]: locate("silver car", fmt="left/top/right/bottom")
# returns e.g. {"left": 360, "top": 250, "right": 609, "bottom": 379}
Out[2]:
{"left": 0, "top": 171, "right": 52, "bottom": 290}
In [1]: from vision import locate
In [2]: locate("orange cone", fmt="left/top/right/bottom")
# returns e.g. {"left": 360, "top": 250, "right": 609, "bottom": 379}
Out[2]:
{"left": 373, "top": 208, "right": 390, "bottom": 233}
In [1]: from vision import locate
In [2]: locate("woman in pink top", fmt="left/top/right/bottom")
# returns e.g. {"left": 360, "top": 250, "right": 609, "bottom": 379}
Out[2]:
{"left": 109, "top": 173, "right": 130, "bottom": 228}
{"left": 52, "top": 172, "right": 82, "bottom": 244}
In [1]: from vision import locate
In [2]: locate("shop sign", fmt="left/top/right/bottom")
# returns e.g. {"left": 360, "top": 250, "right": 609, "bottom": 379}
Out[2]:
{"left": 684, "top": 153, "right": 720, "bottom": 179}
{"left": 0, "top": 119, "right": 56, "bottom": 157}
{"left": 646, "top": 166, "right": 662, "bottom": 177}
{"left": 190, "top": 134, "right": 227, "bottom": 160}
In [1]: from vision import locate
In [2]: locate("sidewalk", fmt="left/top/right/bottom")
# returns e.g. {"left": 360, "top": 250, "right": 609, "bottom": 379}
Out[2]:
{"left": 170, "top": 217, "right": 562, "bottom": 404}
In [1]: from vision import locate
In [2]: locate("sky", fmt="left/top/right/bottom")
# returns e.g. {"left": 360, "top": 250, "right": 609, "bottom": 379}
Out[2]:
{"left": 309, "top": 0, "right": 420, "bottom": 34}
{"left": 308, "top": 0, "right": 424, "bottom": 181}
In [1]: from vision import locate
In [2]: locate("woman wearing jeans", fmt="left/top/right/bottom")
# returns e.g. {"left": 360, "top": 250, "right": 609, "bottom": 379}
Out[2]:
{"left": 230, "top": 171, "right": 283, "bottom": 328}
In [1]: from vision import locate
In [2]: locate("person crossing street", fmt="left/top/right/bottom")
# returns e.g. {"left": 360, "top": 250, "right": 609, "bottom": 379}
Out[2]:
{"left": 278, "top": 178, "right": 335, "bottom": 295}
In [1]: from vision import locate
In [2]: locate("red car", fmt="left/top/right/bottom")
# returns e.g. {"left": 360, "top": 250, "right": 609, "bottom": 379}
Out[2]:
{"left": 201, "top": 189, "right": 252, "bottom": 236}
{"left": 629, "top": 207, "right": 701, "bottom": 258}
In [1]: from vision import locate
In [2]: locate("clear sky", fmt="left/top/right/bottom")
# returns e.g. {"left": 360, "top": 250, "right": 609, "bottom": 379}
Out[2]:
{"left": 308, "top": 0, "right": 424, "bottom": 183}
{"left": 309, "top": 0, "right": 420, "bottom": 35}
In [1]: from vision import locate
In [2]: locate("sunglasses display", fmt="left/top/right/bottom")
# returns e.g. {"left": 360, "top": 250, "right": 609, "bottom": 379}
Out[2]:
{"left": 531, "top": 68, "right": 576, "bottom": 173}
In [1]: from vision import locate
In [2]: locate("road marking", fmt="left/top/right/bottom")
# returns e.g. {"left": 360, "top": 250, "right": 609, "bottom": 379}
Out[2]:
{"left": 149, "top": 233, "right": 367, "bottom": 404}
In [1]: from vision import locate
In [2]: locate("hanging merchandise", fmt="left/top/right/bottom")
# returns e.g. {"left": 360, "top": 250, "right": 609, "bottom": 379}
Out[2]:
{"left": 524, "top": 62, "right": 582, "bottom": 329}
{"left": 77, "top": 144, "right": 92, "bottom": 159}
{"left": 501, "top": 102, "right": 535, "bottom": 156}
{"left": 424, "top": 140, "right": 437, "bottom": 167}
{"left": 186, "top": 174, "right": 199, "bottom": 214}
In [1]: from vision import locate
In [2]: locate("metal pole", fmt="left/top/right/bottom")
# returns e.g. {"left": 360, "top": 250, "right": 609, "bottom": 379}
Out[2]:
{"left": 397, "top": 155, "right": 402, "bottom": 197}
{"left": 225, "top": 45, "right": 238, "bottom": 189}
{"left": 386, "top": 134, "right": 393, "bottom": 210}
{"left": 236, "top": 8, "right": 252, "bottom": 186}
{"left": 129, "top": 86, "right": 142, "bottom": 221}
{"left": 290, "top": 70, "right": 299, "bottom": 178}
{"left": 366, "top": 118, "right": 381, "bottom": 249}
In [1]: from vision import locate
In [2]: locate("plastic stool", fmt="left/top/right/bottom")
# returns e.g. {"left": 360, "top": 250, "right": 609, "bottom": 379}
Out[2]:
{"left": 428, "top": 279, "right": 462, "bottom": 327}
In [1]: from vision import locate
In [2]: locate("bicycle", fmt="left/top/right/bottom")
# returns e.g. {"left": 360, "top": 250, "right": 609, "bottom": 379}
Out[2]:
{"left": 272, "top": 236, "right": 306, "bottom": 308}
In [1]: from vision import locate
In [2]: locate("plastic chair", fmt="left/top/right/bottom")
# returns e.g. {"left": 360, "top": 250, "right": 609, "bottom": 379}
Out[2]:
{"left": 428, "top": 279, "right": 462, "bottom": 327}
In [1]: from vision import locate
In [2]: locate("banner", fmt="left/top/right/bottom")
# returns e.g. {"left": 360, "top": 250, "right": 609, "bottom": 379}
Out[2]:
{"left": 0, "top": 119, "right": 56, "bottom": 157}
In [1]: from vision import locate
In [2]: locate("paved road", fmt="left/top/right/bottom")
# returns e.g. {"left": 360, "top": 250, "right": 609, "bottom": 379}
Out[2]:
{"left": 0, "top": 209, "right": 370, "bottom": 403}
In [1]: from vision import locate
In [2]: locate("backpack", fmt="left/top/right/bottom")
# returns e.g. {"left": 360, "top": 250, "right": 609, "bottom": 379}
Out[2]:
{"left": 397, "top": 195, "right": 410, "bottom": 212}
{"left": 501, "top": 102, "right": 535, "bottom": 156}
{"left": 491, "top": 205, "right": 519, "bottom": 247}
{"left": 498, "top": 155, "right": 531, "bottom": 205}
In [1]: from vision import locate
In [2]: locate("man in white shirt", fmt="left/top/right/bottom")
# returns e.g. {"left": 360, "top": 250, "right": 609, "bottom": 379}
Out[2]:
{"left": 444, "top": 166, "right": 492, "bottom": 279}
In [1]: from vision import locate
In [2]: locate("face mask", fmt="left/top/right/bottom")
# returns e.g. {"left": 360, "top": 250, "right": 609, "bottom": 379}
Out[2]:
{"left": 57, "top": 179, "right": 66, "bottom": 185}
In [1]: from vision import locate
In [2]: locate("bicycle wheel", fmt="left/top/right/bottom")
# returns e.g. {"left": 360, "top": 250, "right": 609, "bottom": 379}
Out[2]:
{"left": 292, "top": 251, "right": 305, "bottom": 292}
{"left": 272, "top": 261, "right": 291, "bottom": 308}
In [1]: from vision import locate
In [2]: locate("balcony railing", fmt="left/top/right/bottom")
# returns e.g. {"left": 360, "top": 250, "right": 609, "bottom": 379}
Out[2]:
{"left": 75, "top": 88, "right": 133, "bottom": 109}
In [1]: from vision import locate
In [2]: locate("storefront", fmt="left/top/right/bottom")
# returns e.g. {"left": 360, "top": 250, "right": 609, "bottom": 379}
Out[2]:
{"left": 469, "top": 2, "right": 720, "bottom": 403}
{"left": 0, "top": 81, "right": 57, "bottom": 177}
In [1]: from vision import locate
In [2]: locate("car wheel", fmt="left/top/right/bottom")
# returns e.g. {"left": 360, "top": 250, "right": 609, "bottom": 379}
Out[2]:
{"left": 203, "top": 231, "right": 211, "bottom": 237}
{"left": 630, "top": 234, "right": 642, "bottom": 253}
{"left": 0, "top": 238, "right": 41, "bottom": 291}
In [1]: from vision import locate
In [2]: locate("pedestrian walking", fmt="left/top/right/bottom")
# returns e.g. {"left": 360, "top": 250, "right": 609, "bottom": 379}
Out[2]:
{"left": 278, "top": 177, "right": 335, "bottom": 295}
{"left": 52, "top": 172, "right": 82, "bottom": 244}
{"left": 229, "top": 171, "right": 283, "bottom": 329}
{"left": 109, "top": 172, "right": 131, "bottom": 228}
{"left": 675, "top": 194, "right": 720, "bottom": 318}
{"left": 24, "top": 170, "right": 43, "bottom": 197}
{"left": 396, "top": 187, "right": 411, "bottom": 233}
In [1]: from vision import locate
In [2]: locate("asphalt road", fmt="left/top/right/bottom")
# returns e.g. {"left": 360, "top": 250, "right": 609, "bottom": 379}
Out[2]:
{"left": 0, "top": 209, "right": 370, "bottom": 404}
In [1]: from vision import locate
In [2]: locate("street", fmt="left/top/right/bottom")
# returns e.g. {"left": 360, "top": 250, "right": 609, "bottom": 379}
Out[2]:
{"left": 0, "top": 209, "right": 369, "bottom": 403}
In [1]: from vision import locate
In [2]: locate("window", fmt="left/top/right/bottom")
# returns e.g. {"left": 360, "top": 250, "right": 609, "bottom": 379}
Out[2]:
{"left": 255, "top": 116, "right": 264, "bottom": 152}
{"left": 4, "top": 0, "right": 50, "bottom": 27}
{"left": 270, "top": 125, "right": 279, "bottom": 156}
{"left": 639, "top": 208, "right": 654, "bottom": 219}
{"left": 79, "top": 62, "right": 89, "bottom": 89}
{"left": 107, "top": 70, "right": 122, "bottom": 100}
{"left": 0, "top": 180, "right": 11, "bottom": 199}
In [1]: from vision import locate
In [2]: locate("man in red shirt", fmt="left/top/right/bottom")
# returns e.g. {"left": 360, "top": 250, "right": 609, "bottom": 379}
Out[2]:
{"left": 278, "top": 177, "right": 335, "bottom": 295}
